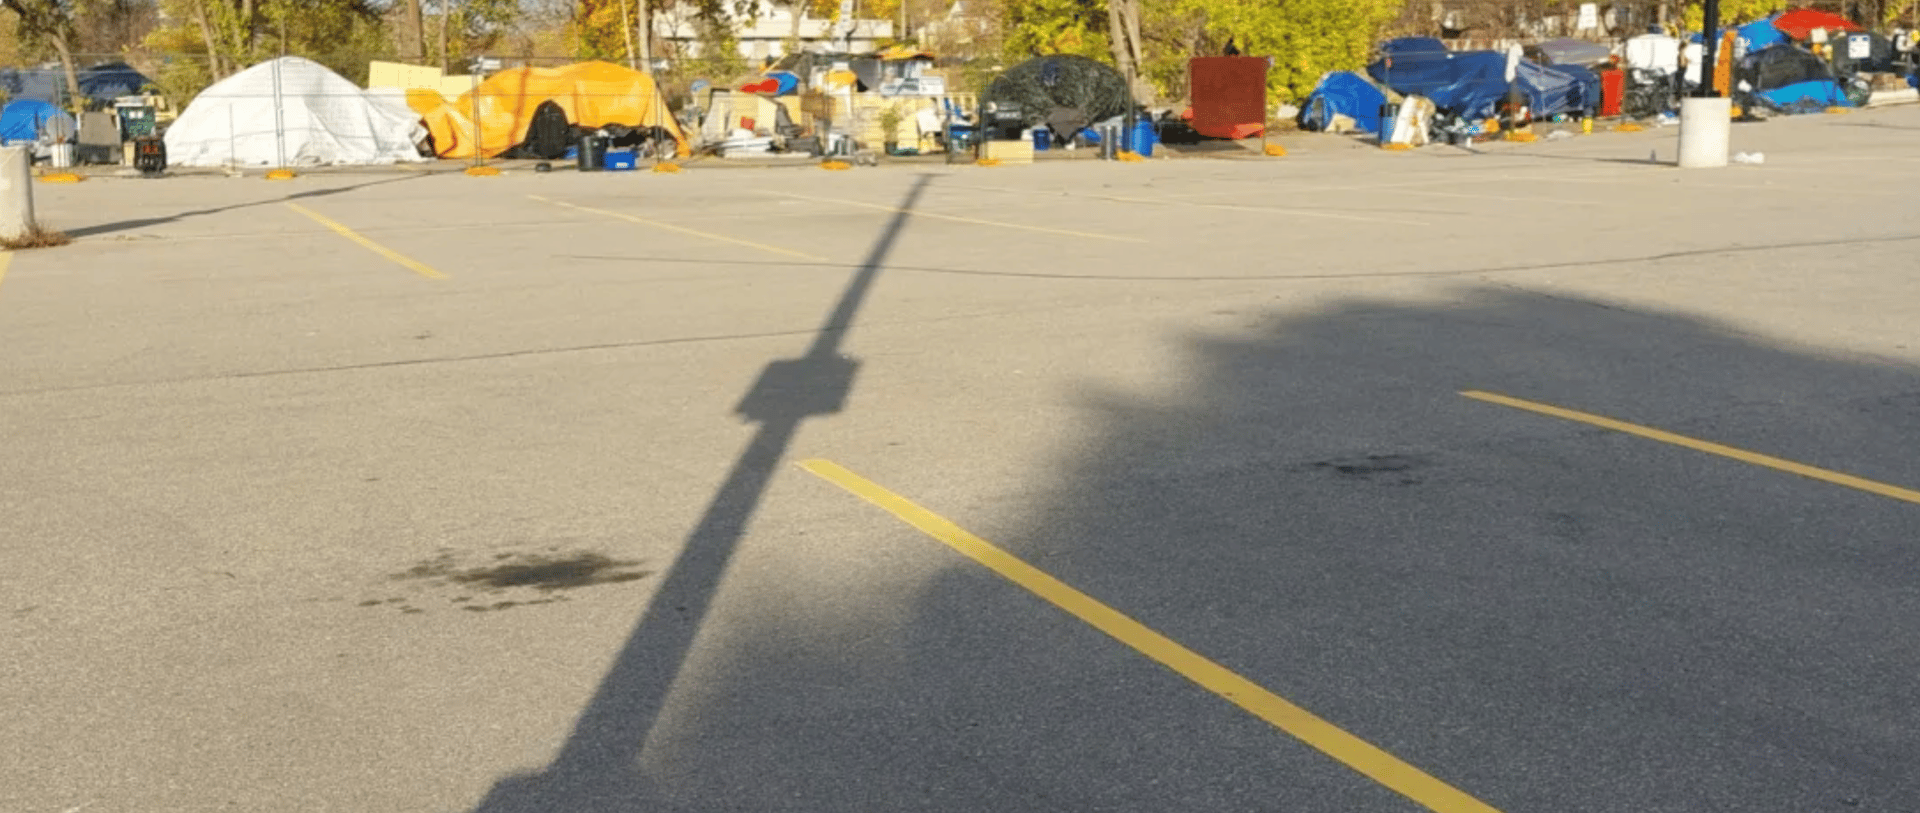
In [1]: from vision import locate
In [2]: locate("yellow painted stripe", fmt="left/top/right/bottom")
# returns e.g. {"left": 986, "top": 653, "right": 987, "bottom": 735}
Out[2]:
{"left": 774, "top": 191, "right": 1150, "bottom": 244}
{"left": 798, "top": 458, "right": 1504, "bottom": 813}
{"left": 1462, "top": 390, "right": 1920, "bottom": 505}
{"left": 0, "top": 251, "right": 12, "bottom": 298}
{"left": 285, "top": 203, "right": 447, "bottom": 280}
{"left": 533, "top": 195, "right": 825, "bottom": 260}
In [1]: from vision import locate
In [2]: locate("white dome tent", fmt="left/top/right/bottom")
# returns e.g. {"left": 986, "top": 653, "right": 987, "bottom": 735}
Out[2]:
{"left": 164, "top": 56, "right": 428, "bottom": 168}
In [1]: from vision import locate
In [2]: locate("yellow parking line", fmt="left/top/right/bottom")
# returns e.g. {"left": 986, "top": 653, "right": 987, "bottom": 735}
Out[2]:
{"left": 774, "top": 191, "right": 1150, "bottom": 244}
{"left": 0, "top": 252, "right": 12, "bottom": 299}
{"left": 798, "top": 458, "right": 1504, "bottom": 813}
{"left": 1462, "top": 390, "right": 1920, "bottom": 505}
{"left": 285, "top": 203, "right": 447, "bottom": 280}
{"left": 532, "top": 195, "right": 826, "bottom": 260}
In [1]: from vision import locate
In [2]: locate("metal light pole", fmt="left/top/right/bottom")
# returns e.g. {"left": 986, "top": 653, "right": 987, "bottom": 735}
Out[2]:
{"left": 1697, "top": 0, "right": 1720, "bottom": 97}
{"left": 271, "top": 56, "right": 288, "bottom": 170}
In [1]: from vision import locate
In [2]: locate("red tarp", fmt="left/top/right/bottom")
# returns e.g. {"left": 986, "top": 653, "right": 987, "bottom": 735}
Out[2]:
{"left": 1188, "top": 56, "right": 1268, "bottom": 139}
{"left": 1772, "top": 8, "right": 1861, "bottom": 40}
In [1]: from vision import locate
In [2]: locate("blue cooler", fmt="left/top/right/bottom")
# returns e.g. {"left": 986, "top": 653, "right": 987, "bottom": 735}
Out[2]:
{"left": 603, "top": 150, "right": 637, "bottom": 171}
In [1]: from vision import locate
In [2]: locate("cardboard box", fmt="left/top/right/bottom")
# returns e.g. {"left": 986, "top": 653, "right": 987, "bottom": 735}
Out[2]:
{"left": 983, "top": 139, "right": 1034, "bottom": 164}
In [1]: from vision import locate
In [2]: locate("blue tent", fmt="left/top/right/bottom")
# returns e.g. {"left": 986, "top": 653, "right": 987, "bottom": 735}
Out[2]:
{"left": 0, "top": 61, "right": 153, "bottom": 105}
{"left": 1735, "top": 17, "right": 1787, "bottom": 53}
{"left": 77, "top": 62, "right": 153, "bottom": 100}
{"left": 1738, "top": 43, "right": 1850, "bottom": 113}
{"left": 0, "top": 98, "right": 74, "bottom": 144}
{"left": 1549, "top": 63, "right": 1601, "bottom": 114}
{"left": 1298, "top": 71, "right": 1388, "bottom": 133}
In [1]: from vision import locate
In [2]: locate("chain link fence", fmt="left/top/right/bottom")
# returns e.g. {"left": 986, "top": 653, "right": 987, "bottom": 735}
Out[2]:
{"left": 0, "top": 50, "right": 993, "bottom": 172}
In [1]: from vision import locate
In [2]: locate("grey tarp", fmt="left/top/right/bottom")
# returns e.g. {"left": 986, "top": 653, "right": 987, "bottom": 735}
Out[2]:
{"left": 1530, "top": 38, "right": 1614, "bottom": 67}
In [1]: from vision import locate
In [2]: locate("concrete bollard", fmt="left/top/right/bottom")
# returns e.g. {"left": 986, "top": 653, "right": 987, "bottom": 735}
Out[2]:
{"left": 0, "top": 146, "right": 33, "bottom": 241}
{"left": 1677, "top": 97, "right": 1732, "bottom": 169}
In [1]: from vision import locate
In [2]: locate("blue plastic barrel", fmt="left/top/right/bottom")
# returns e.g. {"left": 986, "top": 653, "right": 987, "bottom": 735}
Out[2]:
{"left": 1130, "top": 118, "right": 1157, "bottom": 157}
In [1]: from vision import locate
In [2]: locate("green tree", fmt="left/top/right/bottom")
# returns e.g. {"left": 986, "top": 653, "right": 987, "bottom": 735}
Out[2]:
{"left": 141, "top": 0, "right": 401, "bottom": 102}
{"left": 992, "top": 0, "right": 1406, "bottom": 104}
{"left": 1, "top": 0, "right": 85, "bottom": 110}
{"left": 1681, "top": 0, "right": 1786, "bottom": 28}
{"left": 1178, "top": 0, "right": 1402, "bottom": 103}
{"left": 998, "top": 0, "right": 1109, "bottom": 60}
{"left": 573, "top": 0, "right": 636, "bottom": 61}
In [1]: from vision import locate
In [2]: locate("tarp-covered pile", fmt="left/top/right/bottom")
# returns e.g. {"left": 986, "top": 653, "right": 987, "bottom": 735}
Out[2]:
{"left": 1367, "top": 39, "right": 1596, "bottom": 121}
{"left": 1737, "top": 43, "right": 1854, "bottom": 112}
{"left": 1529, "top": 38, "right": 1613, "bottom": 67}
{"left": 164, "top": 57, "right": 428, "bottom": 167}
{"left": 982, "top": 55, "right": 1131, "bottom": 136}
{"left": 407, "top": 61, "right": 688, "bottom": 159}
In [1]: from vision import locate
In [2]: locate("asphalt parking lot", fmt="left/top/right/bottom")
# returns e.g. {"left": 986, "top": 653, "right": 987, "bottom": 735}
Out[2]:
{"left": 5, "top": 107, "right": 1920, "bottom": 813}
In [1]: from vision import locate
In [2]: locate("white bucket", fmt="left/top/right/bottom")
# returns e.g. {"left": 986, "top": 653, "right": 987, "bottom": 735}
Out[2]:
{"left": 48, "top": 143, "right": 74, "bottom": 168}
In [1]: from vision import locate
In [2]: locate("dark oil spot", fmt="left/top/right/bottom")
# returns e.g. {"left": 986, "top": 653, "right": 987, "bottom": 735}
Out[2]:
{"left": 445, "top": 552, "right": 652, "bottom": 592}
{"left": 390, "top": 549, "right": 653, "bottom": 595}
{"left": 1310, "top": 454, "right": 1430, "bottom": 479}
{"left": 400, "top": 606, "right": 424, "bottom": 614}
{"left": 357, "top": 599, "right": 383, "bottom": 607}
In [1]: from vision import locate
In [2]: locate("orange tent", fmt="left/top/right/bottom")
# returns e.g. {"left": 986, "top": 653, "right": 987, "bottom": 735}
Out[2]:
{"left": 408, "top": 61, "right": 689, "bottom": 159}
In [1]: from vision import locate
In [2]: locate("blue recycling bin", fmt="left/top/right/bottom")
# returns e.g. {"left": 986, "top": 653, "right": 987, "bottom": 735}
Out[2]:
{"left": 1032, "top": 127, "right": 1051, "bottom": 151}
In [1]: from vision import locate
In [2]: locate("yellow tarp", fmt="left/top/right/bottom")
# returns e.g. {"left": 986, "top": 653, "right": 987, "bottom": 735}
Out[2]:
{"left": 406, "top": 61, "right": 689, "bottom": 159}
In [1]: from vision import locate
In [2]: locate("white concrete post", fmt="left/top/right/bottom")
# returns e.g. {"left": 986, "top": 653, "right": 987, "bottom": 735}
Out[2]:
{"left": 1677, "top": 96, "right": 1732, "bottom": 168}
{"left": 0, "top": 146, "right": 36, "bottom": 241}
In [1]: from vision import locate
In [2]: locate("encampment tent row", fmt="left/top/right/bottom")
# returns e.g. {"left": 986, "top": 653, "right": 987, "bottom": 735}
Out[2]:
{"left": 164, "top": 56, "right": 429, "bottom": 167}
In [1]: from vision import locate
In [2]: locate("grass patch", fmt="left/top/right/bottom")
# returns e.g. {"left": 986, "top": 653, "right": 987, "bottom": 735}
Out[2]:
{"left": 1, "top": 222, "right": 72, "bottom": 250}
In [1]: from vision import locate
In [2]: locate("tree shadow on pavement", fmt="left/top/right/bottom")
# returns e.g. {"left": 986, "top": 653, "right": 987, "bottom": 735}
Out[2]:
{"left": 520, "top": 282, "right": 1920, "bottom": 811}
{"left": 467, "top": 174, "right": 936, "bottom": 813}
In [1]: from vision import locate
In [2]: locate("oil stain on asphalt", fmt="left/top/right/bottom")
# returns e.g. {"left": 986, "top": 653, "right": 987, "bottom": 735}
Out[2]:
{"left": 362, "top": 548, "right": 655, "bottom": 614}
{"left": 1307, "top": 453, "right": 1431, "bottom": 485}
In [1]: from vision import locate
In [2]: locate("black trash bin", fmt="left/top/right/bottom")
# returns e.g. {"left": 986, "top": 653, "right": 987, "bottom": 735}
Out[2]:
{"left": 576, "top": 134, "right": 609, "bottom": 171}
{"left": 133, "top": 136, "right": 166, "bottom": 176}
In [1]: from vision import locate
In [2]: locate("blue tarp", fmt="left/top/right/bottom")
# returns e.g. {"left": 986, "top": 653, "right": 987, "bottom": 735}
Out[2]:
{"left": 1366, "top": 38, "right": 1459, "bottom": 97}
{"left": 0, "top": 98, "right": 73, "bottom": 143}
{"left": 1549, "top": 63, "right": 1601, "bottom": 114}
{"left": 1738, "top": 42, "right": 1850, "bottom": 112}
{"left": 1735, "top": 17, "right": 1788, "bottom": 53}
{"left": 1369, "top": 40, "right": 1595, "bottom": 120}
{"left": 1754, "top": 79, "right": 1848, "bottom": 109}
{"left": 1298, "top": 71, "right": 1388, "bottom": 133}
